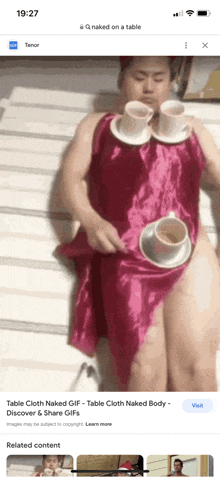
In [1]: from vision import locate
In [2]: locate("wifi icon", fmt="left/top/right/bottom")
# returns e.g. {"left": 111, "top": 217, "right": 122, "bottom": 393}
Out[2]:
{"left": 186, "top": 9, "right": 194, "bottom": 16}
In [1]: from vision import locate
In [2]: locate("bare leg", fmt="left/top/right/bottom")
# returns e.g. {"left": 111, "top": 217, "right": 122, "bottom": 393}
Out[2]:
{"left": 164, "top": 227, "right": 220, "bottom": 391}
{"left": 128, "top": 303, "right": 167, "bottom": 391}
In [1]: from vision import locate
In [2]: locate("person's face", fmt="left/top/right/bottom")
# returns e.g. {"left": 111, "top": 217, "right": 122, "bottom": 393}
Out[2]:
{"left": 174, "top": 461, "right": 182, "bottom": 473}
{"left": 120, "top": 56, "right": 174, "bottom": 114}
{"left": 43, "top": 456, "right": 59, "bottom": 470}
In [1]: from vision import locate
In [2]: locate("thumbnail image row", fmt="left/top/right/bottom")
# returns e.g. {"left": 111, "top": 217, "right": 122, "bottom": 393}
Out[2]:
{"left": 6, "top": 454, "right": 213, "bottom": 476}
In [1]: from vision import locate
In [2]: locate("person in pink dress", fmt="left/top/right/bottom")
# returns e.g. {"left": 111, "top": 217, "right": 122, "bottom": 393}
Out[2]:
{"left": 59, "top": 56, "right": 220, "bottom": 391}
{"left": 31, "top": 455, "right": 68, "bottom": 476}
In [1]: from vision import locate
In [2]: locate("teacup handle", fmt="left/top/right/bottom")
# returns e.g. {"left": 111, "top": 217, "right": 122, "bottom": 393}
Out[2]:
{"left": 147, "top": 109, "right": 154, "bottom": 123}
{"left": 168, "top": 211, "right": 176, "bottom": 218}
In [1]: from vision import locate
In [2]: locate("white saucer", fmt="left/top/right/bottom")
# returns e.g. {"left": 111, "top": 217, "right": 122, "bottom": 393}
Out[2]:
{"left": 110, "top": 116, "right": 151, "bottom": 146}
{"left": 139, "top": 220, "right": 192, "bottom": 269}
{"left": 150, "top": 124, "right": 192, "bottom": 144}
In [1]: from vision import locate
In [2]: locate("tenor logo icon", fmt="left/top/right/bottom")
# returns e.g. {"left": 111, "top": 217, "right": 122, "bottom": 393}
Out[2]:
{"left": 9, "top": 41, "right": 18, "bottom": 50}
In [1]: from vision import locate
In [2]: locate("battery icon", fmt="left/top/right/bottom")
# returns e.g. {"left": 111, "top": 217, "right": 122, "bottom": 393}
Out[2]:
{"left": 197, "top": 10, "right": 211, "bottom": 16}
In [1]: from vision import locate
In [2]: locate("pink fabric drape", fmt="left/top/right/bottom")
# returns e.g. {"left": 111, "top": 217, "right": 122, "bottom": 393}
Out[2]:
{"left": 58, "top": 114, "right": 207, "bottom": 386}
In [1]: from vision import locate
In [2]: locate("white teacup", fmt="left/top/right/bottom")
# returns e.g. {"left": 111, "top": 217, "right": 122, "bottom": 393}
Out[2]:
{"left": 119, "top": 100, "right": 154, "bottom": 139}
{"left": 154, "top": 211, "right": 188, "bottom": 259}
{"left": 158, "top": 100, "right": 187, "bottom": 138}
{"left": 43, "top": 469, "right": 54, "bottom": 476}
{"left": 140, "top": 212, "right": 189, "bottom": 262}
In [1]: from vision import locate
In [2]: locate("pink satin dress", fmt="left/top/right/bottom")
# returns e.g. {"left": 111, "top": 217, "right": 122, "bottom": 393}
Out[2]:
{"left": 58, "top": 113, "right": 207, "bottom": 386}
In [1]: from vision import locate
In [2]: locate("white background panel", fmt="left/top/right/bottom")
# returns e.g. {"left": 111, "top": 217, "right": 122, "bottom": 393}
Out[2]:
{"left": 1, "top": 150, "right": 61, "bottom": 170}
{"left": 1, "top": 170, "right": 54, "bottom": 192}
{"left": 0, "top": 135, "right": 67, "bottom": 154}
{"left": 200, "top": 189, "right": 213, "bottom": 207}
{"left": 1, "top": 266, "right": 75, "bottom": 296}
{"left": 0, "top": 330, "right": 87, "bottom": 365}
{"left": 0, "top": 118, "right": 77, "bottom": 137}
{"left": 0, "top": 330, "right": 97, "bottom": 391}
{"left": 184, "top": 102, "right": 220, "bottom": 121}
{"left": 1, "top": 214, "right": 69, "bottom": 240}
{"left": 199, "top": 208, "right": 218, "bottom": 227}
{"left": 1, "top": 294, "right": 69, "bottom": 325}
{"left": 0, "top": 189, "right": 52, "bottom": 211}
{"left": 205, "top": 124, "right": 220, "bottom": 147}
{"left": 10, "top": 87, "right": 94, "bottom": 109}
{"left": 2, "top": 105, "right": 86, "bottom": 124}
{"left": 205, "top": 232, "right": 218, "bottom": 247}
{"left": 1, "top": 365, "right": 97, "bottom": 392}
{"left": 0, "top": 236, "right": 63, "bottom": 262}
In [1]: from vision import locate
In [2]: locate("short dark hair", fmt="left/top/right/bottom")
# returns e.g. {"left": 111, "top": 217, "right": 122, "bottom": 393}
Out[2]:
{"left": 43, "top": 455, "right": 59, "bottom": 461}
{"left": 119, "top": 56, "right": 177, "bottom": 81}
{"left": 174, "top": 459, "right": 183, "bottom": 467}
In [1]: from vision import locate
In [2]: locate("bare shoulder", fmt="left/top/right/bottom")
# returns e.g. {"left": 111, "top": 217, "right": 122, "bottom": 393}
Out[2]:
{"left": 75, "top": 112, "right": 107, "bottom": 142}
{"left": 61, "top": 112, "right": 108, "bottom": 172}
{"left": 190, "top": 117, "right": 216, "bottom": 146}
{"left": 80, "top": 111, "right": 107, "bottom": 128}
{"left": 186, "top": 116, "right": 220, "bottom": 166}
{"left": 191, "top": 117, "right": 210, "bottom": 137}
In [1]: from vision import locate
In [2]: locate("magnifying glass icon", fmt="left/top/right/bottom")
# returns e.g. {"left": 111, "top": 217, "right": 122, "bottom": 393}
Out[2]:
{"left": 85, "top": 24, "right": 91, "bottom": 29}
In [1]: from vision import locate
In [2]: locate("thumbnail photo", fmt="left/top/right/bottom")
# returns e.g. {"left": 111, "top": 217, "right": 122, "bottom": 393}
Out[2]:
{"left": 6, "top": 454, "right": 73, "bottom": 476}
{"left": 77, "top": 455, "right": 143, "bottom": 476}
{"left": 147, "top": 454, "right": 213, "bottom": 476}
{"left": 1, "top": 56, "right": 220, "bottom": 392}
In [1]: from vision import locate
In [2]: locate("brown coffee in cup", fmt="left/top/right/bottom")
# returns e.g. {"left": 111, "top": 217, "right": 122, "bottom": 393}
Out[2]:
{"left": 131, "top": 109, "right": 149, "bottom": 118}
{"left": 119, "top": 101, "right": 154, "bottom": 139}
{"left": 152, "top": 212, "right": 189, "bottom": 259}
{"left": 157, "top": 230, "right": 179, "bottom": 244}
{"left": 139, "top": 212, "right": 191, "bottom": 265}
{"left": 158, "top": 100, "right": 186, "bottom": 138}
{"left": 165, "top": 105, "right": 184, "bottom": 116}
{"left": 157, "top": 222, "right": 186, "bottom": 244}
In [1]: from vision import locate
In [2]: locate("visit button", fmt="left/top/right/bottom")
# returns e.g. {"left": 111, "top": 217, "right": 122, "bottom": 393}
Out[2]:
{"left": 182, "top": 399, "right": 213, "bottom": 413}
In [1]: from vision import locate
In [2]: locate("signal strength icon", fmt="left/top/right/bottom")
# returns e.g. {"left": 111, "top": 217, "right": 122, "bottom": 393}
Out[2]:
{"left": 173, "top": 10, "right": 183, "bottom": 16}
{"left": 186, "top": 9, "right": 194, "bottom": 16}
